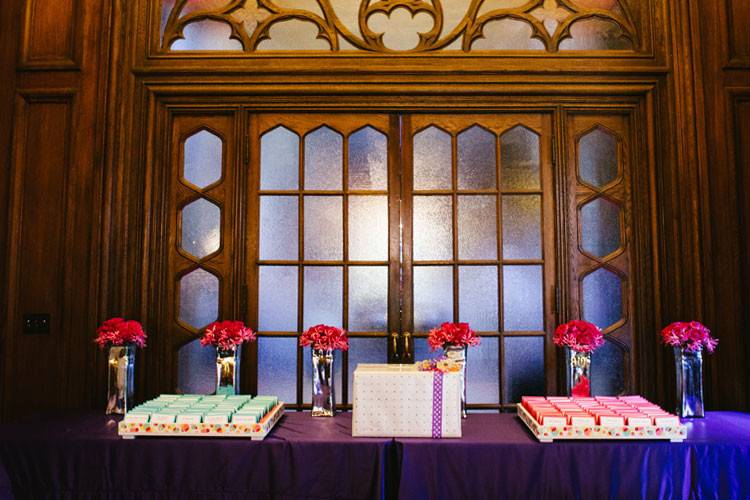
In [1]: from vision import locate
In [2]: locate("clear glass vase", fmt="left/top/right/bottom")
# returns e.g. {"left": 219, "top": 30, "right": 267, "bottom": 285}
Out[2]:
{"left": 443, "top": 344, "right": 467, "bottom": 418}
{"left": 567, "top": 348, "right": 592, "bottom": 397}
{"left": 312, "top": 348, "right": 335, "bottom": 417}
{"left": 674, "top": 347, "right": 704, "bottom": 418}
{"left": 106, "top": 345, "right": 135, "bottom": 415}
{"left": 216, "top": 346, "right": 240, "bottom": 395}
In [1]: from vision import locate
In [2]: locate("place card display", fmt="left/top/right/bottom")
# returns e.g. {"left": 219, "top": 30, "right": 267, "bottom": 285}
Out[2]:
{"left": 518, "top": 395, "right": 687, "bottom": 443}
{"left": 118, "top": 394, "right": 284, "bottom": 440}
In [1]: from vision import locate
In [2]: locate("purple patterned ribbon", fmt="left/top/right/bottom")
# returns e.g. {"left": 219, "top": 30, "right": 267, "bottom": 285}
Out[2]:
{"left": 432, "top": 371, "right": 443, "bottom": 439}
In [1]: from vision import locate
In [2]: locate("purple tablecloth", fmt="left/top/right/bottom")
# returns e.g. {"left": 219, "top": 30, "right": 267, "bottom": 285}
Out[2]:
{"left": 0, "top": 412, "right": 390, "bottom": 500}
{"left": 1, "top": 411, "right": 749, "bottom": 499}
{"left": 396, "top": 411, "right": 750, "bottom": 500}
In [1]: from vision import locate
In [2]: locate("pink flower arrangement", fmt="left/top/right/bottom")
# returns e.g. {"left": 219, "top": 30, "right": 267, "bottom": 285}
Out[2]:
{"left": 299, "top": 324, "right": 348, "bottom": 351}
{"left": 95, "top": 318, "right": 147, "bottom": 349}
{"left": 661, "top": 321, "right": 718, "bottom": 353}
{"left": 553, "top": 320, "right": 604, "bottom": 353}
{"left": 201, "top": 321, "right": 256, "bottom": 351}
{"left": 427, "top": 322, "right": 480, "bottom": 351}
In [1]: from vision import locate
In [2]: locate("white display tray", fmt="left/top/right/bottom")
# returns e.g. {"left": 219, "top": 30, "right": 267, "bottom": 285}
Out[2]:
{"left": 517, "top": 404, "right": 687, "bottom": 443}
{"left": 118, "top": 402, "right": 285, "bottom": 440}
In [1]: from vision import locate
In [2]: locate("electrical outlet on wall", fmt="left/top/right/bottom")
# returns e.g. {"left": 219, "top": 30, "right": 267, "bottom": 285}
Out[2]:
{"left": 23, "top": 313, "right": 51, "bottom": 334}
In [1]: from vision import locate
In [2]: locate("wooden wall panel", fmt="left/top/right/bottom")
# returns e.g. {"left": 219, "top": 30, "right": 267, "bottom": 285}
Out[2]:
{"left": 20, "top": 0, "right": 80, "bottom": 69}
{"left": 727, "top": 0, "right": 750, "bottom": 65}
{"left": 5, "top": 94, "right": 74, "bottom": 414}
{"left": 735, "top": 98, "right": 750, "bottom": 406}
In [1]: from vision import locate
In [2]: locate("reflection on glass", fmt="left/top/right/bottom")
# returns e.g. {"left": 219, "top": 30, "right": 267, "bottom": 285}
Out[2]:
{"left": 578, "top": 127, "right": 618, "bottom": 188}
{"left": 559, "top": 18, "right": 633, "bottom": 51}
{"left": 179, "top": 268, "right": 219, "bottom": 329}
{"left": 413, "top": 126, "right": 452, "bottom": 190}
{"left": 303, "top": 346, "right": 343, "bottom": 404}
{"left": 258, "top": 266, "right": 298, "bottom": 331}
{"left": 459, "top": 266, "right": 498, "bottom": 331}
{"left": 349, "top": 196, "right": 388, "bottom": 261}
{"left": 458, "top": 195, "right": 498, "bottom": 260}
{"left": 500, "top": 126, "right": 540, "bottom": 190}
{"left": 413, "top": 266, "right": 453, "bottom": 332}
{"left": 260, "top": 196, "right": 298, "bottom": 260}
{"left": 304, "top": 126, "right": 343, "bottom": 190}
{"left": 347, "top": 338, "right": 387, "bottom": 402}
{"left": 260, "top": 126, "right": 299, "bottom": 190}
{"left": 502, "top": 195, "right": 541, "bottom": 259}
{"left": 413, "top": 196, "right": 453, "bottom": 260}
{"left": 258, "top": 337, "right": 297, "bottom": 405}
{"left": 183, "top": 130, "right": 222, "bottom": 189}
{"left": 580, "top": 197, "right": 622, "bottom": 258}
{"left": 503, "top": 265, "right": 543, "bottom": 331}
{"left": 466, "top": 337, "right": 499, "bottom": 404}
{"left": 582, "top": 267, "right": 622, "bottom": 330}
{"left": 504, "top": 336, "right": 545, "bottom": 403}
{"left": 177, "top": 338, "right": 216, "bottom": 395}
{"left": 181, "top": 198, "right": 221, "bottom": 259}
{"left": 303, "top": 266, "right": 343, "bottom": 328}
{"left": 591, "top": 338, "right": 626, "bottom": 396}
{"left": 349, "top": 266, "right": 388, "bottom": 332}
{"left": 349, "top": 126, "right": 388, "bottom": 190}
{"left": 304, "top": 196, "right": 343, "bottom": 260}
{"left": 171, "top": 20, "right": 244, "bottom": 51}
{"left": 458, "top": 125, "right": 497, "bottom": 189}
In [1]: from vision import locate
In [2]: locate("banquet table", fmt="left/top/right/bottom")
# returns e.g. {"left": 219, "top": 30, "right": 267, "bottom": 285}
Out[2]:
{"left": 0, "top": 411, "right": 749, "bottom": 500}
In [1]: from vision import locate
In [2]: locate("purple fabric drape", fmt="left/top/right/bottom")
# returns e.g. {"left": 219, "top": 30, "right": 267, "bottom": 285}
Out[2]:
{"left": 0, "top": 411, "right": 749, "bottom": 499}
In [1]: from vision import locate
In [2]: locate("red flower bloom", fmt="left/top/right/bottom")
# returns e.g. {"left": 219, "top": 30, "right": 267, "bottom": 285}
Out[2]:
{"left": 94, "top": 318, "right": 147, "bottom": 349}
{"left": 299, "top": 324, "right": 348, "bottom": 351}
{"left": 553, "top": 320, "right": 604, "bottom": 353}
{"left": 661, "top": 321, "right": 718, "bottom": 353}
{"left": 200, "top": 321, "right": 256, "bottom": 350}
{"left": 427, "top": 322, "right": 480, "bottom": 351}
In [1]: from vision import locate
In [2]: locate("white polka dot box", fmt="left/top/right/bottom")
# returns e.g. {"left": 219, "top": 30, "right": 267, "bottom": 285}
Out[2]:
{"left": 352, "top": 364, "right": 462, "bottom": 438}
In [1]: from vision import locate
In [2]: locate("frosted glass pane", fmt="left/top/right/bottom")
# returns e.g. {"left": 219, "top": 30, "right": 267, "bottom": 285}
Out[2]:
{"left": 179, "top": 268, "right": 219, "bottom": 329}
{"left": 258, "top": 266, "right": 298, "bottom": 331}
{"left": 256, "top": 19, "right": 332, "bottom": 50}
{"left": 177, "top": 338, "right": 217, "bottom": 395}
{"left": 500, "top": 126, "right": 540, "bottom": 190}
{"left": 348, "top": 338, "right": 387, "bottom": 402}
{"left": 303, "top": 267, "right": 343, "bottom": 328}
{"left": 349, "top": 266, "right": 388, "bottom": 332}
{"left": 181, "top": 198, "right": 221, "bottom": 259}
{"left": 413, "top": 266, "right": 453, "bottom": 332}
{"left": 559, "top": 18, "right": 633, "bottom": 51}
{"left": 470, "top": 19, "right": 545, "bottom": 51}
{"left": 259, "top": 196, "right": 298, "bottom": 260}
{"left": 504, "top": 337, "right": 545, "bottom": 403}
{"left": 304, "top": 196, "right": 343, "bottom": 260}
{"left": 413, "top": 126, "right": 452, "bottom": 190}
{"left": 171, "top": 20, "right": 244, "bottom": 51}
{"left": 413, "top": 337, "right": 434, "bottom": 361}
{"left": 183, "top": 130, "right": 222, "bottom": 189}
{"left": 304, "top": 126, "right": 343, "bottom": 190}
{"left": 349, "top": 127, "right": 387, "bottom": 190}
{"left": 590, "top": 339, "right": 626, "bottom": 396}
{"left": 578, "top": 128, "right": 618, "bottom": 188}
{"left": 260, "top": 126, "right": 299, "bottom": 190}
{"left": 258, "top": 338, "right": 297, "bottom": 404}
{"left": 580, "top": 197, "right": 622, "bottom": 258}
{"left": 458, "top": 126, "right": 496, "bottom": 189}
{"left": 303, "top": 346, "right": 343, "bottom": 404}
{"left": 413, "top": 196, "right": 453, "bottom": 261}
{"left": 349, "top": 196, "right": 388, "bottom": 261}
{"left": 458, "top": 195, "right": 497, "bottom": 260}
{"left": 459, "top": 266, "right": 498, "bottom": 331}
{"left": 502, "top": 195, "right": 541, "bottom": 259}
{"left": 466, "top": 337, "right": 499, "bottom": 404}
{"left": 503, "top": 265, "right": 543, "bottom": 331}
{"left": 582, "top": 268, "right": 622, "bottom": 330}
{"left": 368, "top": 9, "right": 433, "bottom": 51}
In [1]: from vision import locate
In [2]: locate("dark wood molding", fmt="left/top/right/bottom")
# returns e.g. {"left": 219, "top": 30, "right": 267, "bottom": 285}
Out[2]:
{"left": 19, "top": 0, "right": 83, "bottom": 70}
